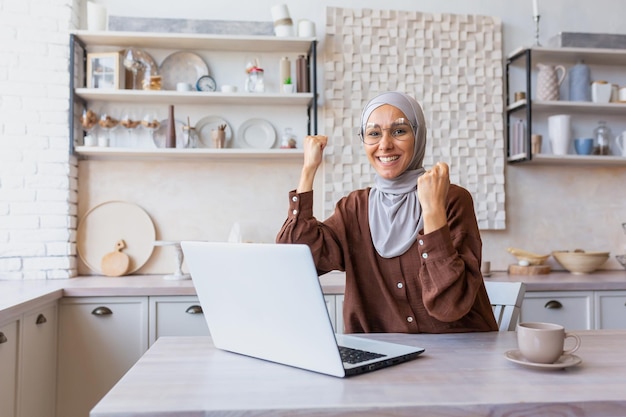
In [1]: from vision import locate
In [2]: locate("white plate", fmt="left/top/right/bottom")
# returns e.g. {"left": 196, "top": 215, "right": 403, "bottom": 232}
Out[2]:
{"left": 504, "top": 349, "right": 582, "bottom": 370}
{"left": 153, "top": 119, "right": 188, "bottom": 148}
{"left": 159, "top": 51, "right": 209, "bottom": 91}
{"left": 77, "top": 201, "right": 156, "bottom": 274}
{"left": 236, "top": 118, "right": 276, "bottom": 149}
{"left": 195, "top": 116, "right": 233, "bottom": 148}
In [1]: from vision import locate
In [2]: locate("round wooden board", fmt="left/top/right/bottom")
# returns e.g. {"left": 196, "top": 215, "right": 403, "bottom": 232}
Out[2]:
{"left": 508, "top": 264, "right": 551, "bottom": 275}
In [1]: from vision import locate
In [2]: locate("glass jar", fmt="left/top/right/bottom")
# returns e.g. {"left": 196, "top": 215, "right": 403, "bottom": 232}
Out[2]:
{"left": 593, "top": 121, "right": 612, "bottom": 155}
{"left": 245, "top": 67, "right": 265, "bottom": 93}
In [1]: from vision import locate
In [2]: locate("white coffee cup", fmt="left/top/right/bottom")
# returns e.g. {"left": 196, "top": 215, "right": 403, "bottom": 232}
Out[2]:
{"left": 516, "top": 322, "right": 581, "bottom": 364}
{"left": 619, "top": 87, "right": 626, "bottom": 102}
{"left": 176, "top": 82, "right": 193, "bottom": 92}
{"left": 548, "top": 114, "right": 571, "bottom": 155}
{"left": 616, "top": 131, "right": 626, "bottom": 157}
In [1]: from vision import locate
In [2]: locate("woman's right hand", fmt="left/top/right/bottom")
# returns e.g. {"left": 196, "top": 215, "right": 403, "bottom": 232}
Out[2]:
{"left": 302, "top": 135, "right": 328, "bottom": 170}
{"left": 298, "top": 135, "right": 327, "bottom": 193}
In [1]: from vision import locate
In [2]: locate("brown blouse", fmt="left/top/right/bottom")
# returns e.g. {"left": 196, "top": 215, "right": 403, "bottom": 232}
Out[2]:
{"left": 276, "top": 185, "right": 498, "bottom": 334}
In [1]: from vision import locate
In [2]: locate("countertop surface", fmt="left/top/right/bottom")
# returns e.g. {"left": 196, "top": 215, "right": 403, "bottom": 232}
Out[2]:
{"left": 1, "top": 270, "right": 625, "bottom": 321}
{"left": 90, "top": 330, "right": 626, "bottom": 417}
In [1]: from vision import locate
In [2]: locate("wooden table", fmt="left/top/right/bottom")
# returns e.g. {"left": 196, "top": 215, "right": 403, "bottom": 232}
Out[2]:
{"left": 90, "top": 330, "right": 626, "bottom": 417}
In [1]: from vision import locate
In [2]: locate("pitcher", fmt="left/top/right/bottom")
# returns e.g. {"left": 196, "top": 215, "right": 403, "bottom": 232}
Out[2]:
{"left": 537, "top": 63, "right": 566, "bottom": 101}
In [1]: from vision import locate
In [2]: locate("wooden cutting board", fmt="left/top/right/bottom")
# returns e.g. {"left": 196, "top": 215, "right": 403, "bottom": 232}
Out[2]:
{"left": 101, "top": 240, "right": 130, "bottom": 277}
{"left": 508, "top": 264, "right": 551, "bottom": 275}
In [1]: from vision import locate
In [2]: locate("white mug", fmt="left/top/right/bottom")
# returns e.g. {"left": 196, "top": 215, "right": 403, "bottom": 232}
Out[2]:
{"left": 619, "top": 87, "right": 626, "bottom": 102}
{"left": 616, "top": 131, "right": 626, "bottom": 157}
{"left": 548, "top": 114, "right": 571, "bottom": 155}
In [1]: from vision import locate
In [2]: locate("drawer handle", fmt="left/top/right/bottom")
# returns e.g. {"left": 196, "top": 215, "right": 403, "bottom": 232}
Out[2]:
{"left": 544, "top": 300, "right": 563, "bottom": 309}
{"left": 0, "top": 332, "right": 7, "bottom": 344}
{"left": 185, "top": 305, "right": 203, "bottom": 315}
{"left": 36, "top": 313, "right": 47, "bottom": 325}
{"left": 91, "top": 306, "right": 113, "bottom": 316}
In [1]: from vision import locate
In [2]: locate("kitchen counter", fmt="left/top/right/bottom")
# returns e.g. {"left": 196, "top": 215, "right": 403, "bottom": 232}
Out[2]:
{"left": 90, "top": 331, "right": 626, "bottom": 417}
{"left": 1, "top": 270, "right": 625, "bottom": 320}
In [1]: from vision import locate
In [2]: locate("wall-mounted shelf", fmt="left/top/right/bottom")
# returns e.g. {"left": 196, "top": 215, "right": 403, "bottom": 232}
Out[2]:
{"left": 507, "top": 153, "right": 626, "bottom": 166}
{"left": 74, "top": 146, "right": 304, "bottom": 161}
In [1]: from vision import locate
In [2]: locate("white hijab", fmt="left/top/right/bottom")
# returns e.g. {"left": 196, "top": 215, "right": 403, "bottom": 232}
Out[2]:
{"left": 361, "top": 92, "right": 427, "bottom": 258}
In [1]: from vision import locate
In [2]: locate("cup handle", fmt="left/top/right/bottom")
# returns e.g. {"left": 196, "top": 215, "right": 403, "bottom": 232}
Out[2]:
{"left": 563, "top": 332, "right": 581, "bottom": 355}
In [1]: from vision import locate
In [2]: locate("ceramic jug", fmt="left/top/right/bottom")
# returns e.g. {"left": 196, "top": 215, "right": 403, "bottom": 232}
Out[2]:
{"left": 537, "top": 63, "right": 566, "bottom": 101}
{"left": 548, "top": 114, "right": 571, "bottom": 155}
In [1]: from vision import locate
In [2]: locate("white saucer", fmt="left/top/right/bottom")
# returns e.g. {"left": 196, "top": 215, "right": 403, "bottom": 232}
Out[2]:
{"left": 504, "top": 349, "right": 582, "bottom": 370}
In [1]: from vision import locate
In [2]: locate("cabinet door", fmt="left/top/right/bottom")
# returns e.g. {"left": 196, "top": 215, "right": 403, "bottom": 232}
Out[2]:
{"left": 148, "top": 296, "right": 209, "bottom": 345}
{"left": 19, "top": 302, "right": 58, "bottom": 417}
{"left": 521, "top": 291, "right": 593, "bottom": 330}
{"left": 56, "top": 297, "right": 148, "bottom": 417}
{"left": 595, "top": 291, "right": 626, "bottom": 329}
{"left": 0, "top": 320, "right": 19, "bottom": 417}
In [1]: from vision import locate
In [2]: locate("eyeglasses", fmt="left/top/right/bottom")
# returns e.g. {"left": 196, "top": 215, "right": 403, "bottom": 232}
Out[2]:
{"left": 358, "top": 118, "right": 415, "bottom": 145}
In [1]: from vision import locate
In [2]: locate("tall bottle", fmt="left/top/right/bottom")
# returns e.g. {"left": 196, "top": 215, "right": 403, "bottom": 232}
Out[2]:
{"left": 279, "top": 56, "right": 291, "bottom": 85}
{"left": 296, "top": 55, "right": 309, "bottom": 93}
{"left": 166, "top": 105, "right": 176, "bottom": 148}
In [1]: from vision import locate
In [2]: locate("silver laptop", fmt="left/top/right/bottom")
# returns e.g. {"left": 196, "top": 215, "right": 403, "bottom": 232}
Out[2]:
{"left": 181, "top": 241, "right": 424, "bottom": 378}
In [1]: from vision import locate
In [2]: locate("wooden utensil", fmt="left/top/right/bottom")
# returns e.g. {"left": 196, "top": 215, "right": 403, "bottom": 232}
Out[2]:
{"left": 101, "top": 240, "right": 130, "bottom": 277}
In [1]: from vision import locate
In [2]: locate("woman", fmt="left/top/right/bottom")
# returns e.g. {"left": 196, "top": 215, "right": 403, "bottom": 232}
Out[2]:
{"left": 276, "top": 91, "right": 497, "bottom": 334}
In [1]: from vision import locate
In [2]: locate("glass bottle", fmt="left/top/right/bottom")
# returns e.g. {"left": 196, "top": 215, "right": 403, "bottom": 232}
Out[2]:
{"left": 593, "top": 121, "right": 612, "bottom": 155}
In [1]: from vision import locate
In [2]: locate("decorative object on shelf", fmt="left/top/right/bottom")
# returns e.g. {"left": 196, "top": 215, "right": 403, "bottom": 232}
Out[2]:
{"left": 220, "top": 84, "right": 237, "bottom": 93}
{"left": 211, "top": 125, "right": 227, "bottom": 148}
{"left": 98, "top": 108, "right": 119, "bottom": 146}
{"left": 531, "top": 0, "right": 540, "bottom": 46}
{"left": 271, "top": 4, "right": 295, "bottom": 37}
{"left": 101, "top": 240, "right": 130, "bottom": 277}
{"left": 123, "top": 48, "right": 146, "bottom": 90}
{"left": 531, "top": 134, "right": 542, "bottom": 155}
{"left": 153, "top": 118, "right": 187, "bottom": 148}
{"left": 245, "top": 61, "right": 265, "bottom": 93}
{"left": 143, "top": 75, "right": 162, "bottom": 90}
{"left": 593, "top": 120, "right": 613, "bottom": 155}
{"left": 141, "top": 109, "right": 161, "bottom": 141}
{"left": 159, "top": 51, "right": 209, "bottom": 91}
{"left": 195, "top": 75, "right": 217, "bottom": 92}
{"left": 120, "top": 107, "right": 141, "bottom": 147}
{"left": 87, "top": 52, "right": 125, "bottom": 89}
{"left": 619, "top": 86, "right": 626, "bottom": 102}
{"left": 236, "top": 118, "right": 276, "bottom": 149}
{"left": 548, "top": 114, "right": 571, "bottom": 155}
{"left": 574, "top": 138, "right": 594, "bottom": 155}
{"left": 507, "top": 246, "right": 551, "bottom": 275}
{"left": 77, "top": 201, "right": 156, "bottom": 275}
{"left": 280, "top": 127, "right": 297, "bottom": 149}
{"left": 80, "top": 107, "right": 98, "bottom": 134}
{"left": 297, "top": 19, "right": 316, "bottom": 38}
{"left": 514, "top": 91, "right": 526, "bottom": 102}
{"left": 615, "top": 131, "right": 626, "bottom": 157}
{"left": 195, "top": 115, "right": 233, "bottom": 148}
{"left": 569, "top": 60, "right": 591, "bottom": 102}
{"left": 166, "top": 105, "right": 177, "bottom": 148}
{"left": 282, "top": 77, "right": 294, "bottom": 93}
{"left": 548, "top": 32, "right": 626, "bottom": 49}
{"left": 536, "top": 63, "right": 566, "bottom": 101}
{"left": 296, "top": 54, "right": 309, "bottom": 92}
{"left": 280, "top": 56, "right": 291, "bottom": 87}
{"left": 183, "top": 117, "right": 198, "bottom": 149}
{"left": 552, "top": 250, "right": 610, "bottom": 274}
{"left": 153, "top": 241, "right": 190, "bottom": 281}
{"left": 591, "top": 80, "right": 611, "bottom": 103}
{"left": 176, "top": 82, "right": 193, "bottom": 92}
{"left": 83, "top": 134, "right": 97, "bottom": 147}
{"left": 610, "top": 84, "right": 620, "bottom": 102}
{"left": 86, "top": 1, "right": 107, "bottom": 31}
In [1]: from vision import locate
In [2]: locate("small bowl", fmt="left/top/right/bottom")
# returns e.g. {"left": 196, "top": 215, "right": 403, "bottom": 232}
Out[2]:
{"left": 552, "top": 250, "right": 610, "bottom": 274}
{"left": 616, "top": 254, "right": 626, "bottom": 270}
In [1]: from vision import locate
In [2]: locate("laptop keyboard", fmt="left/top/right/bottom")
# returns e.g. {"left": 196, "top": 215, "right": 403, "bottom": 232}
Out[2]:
{"left": 339, "top": 345, "right": 386, "bottom": 364}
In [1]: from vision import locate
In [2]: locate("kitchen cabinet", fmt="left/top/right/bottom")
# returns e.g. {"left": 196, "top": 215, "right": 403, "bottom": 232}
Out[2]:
{"left": 69, "top": 30, "right": 318, "bottom": 161}
{"left": 594, "top": 290, "right": 626, "bottom": 329}
{"left": 148, "top": 295, "right": 209, "bottom": 345}
{"left": 521, "top": 291, "right": 593, "bottom": 330}
{"left": 0, "top": 317, "right": 19, "bottom": 417}
{"left": 505, "top": 46, "right": 626, "bottom": 165}
{"left": 18, "top": 302, "right": 58, "bottom": 417}
{"left": 56, "top": 297, "right": 149, "bottom": 417}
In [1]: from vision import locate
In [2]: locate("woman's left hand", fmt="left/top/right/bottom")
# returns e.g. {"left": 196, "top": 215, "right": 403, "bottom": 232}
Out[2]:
{"left": 417, "top": 161, "right": 450, "bottom": 233}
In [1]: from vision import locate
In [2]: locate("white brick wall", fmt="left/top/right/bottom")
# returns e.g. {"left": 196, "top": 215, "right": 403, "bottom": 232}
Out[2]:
{"left": 0, "top": 0, "right": 81, "bottom": 280}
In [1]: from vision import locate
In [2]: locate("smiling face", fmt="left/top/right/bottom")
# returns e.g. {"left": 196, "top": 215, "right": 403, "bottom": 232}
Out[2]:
{"left": 363, "top": 104, "right": 416, "bottom": 179}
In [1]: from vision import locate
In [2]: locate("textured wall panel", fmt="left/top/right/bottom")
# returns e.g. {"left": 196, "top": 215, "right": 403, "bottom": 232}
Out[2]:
{"left": 324, "top": 7, "right": 505, "bottom": 229}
